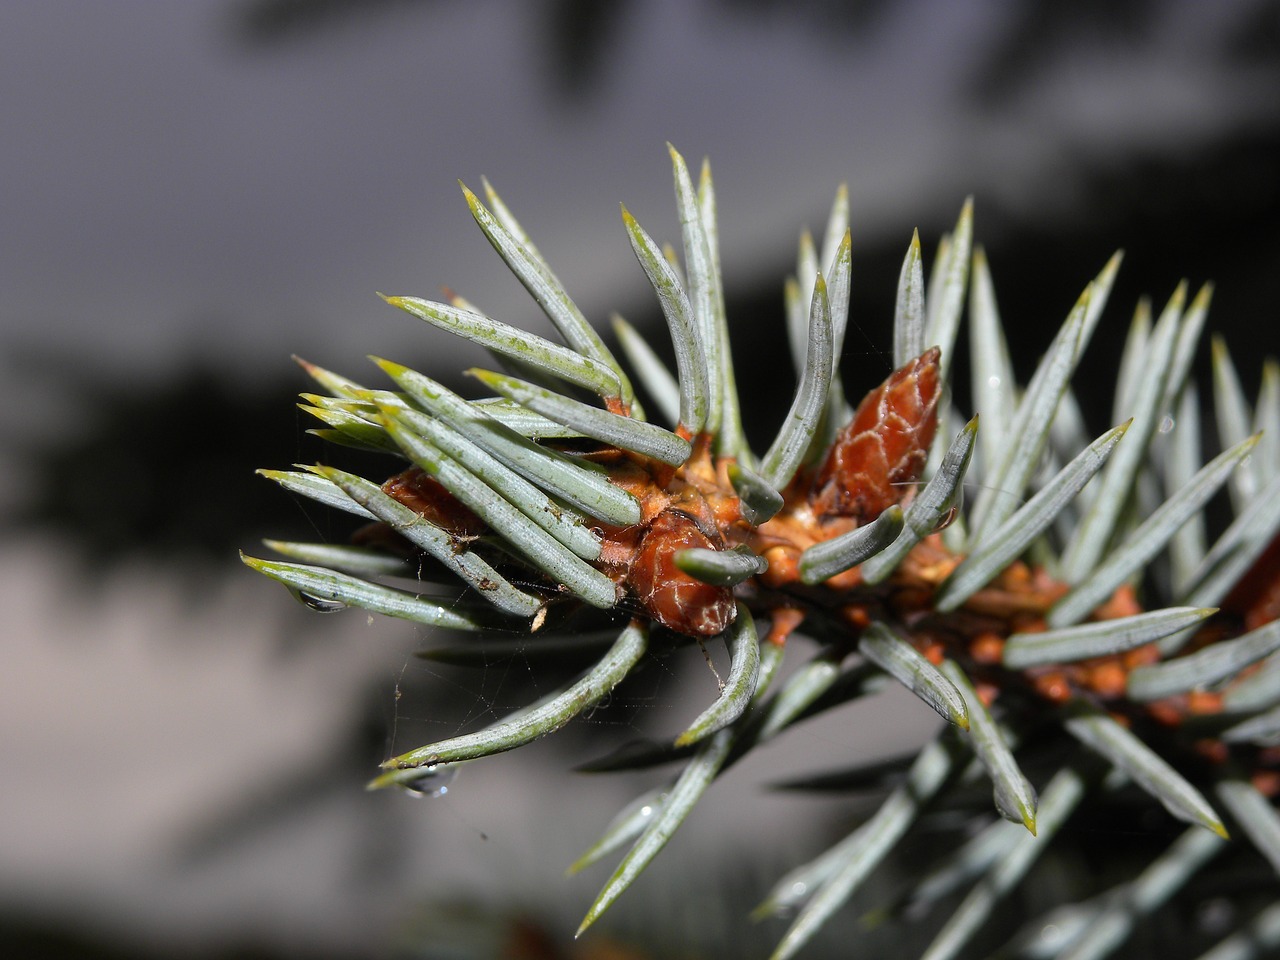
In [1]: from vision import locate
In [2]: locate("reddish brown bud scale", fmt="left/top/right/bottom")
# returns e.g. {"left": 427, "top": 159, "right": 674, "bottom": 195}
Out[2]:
{"left": 811, "top": 347, "right": 942, "bottom": 523}
{"left": 1194, "top": 739, "right": 1230, "bottom": 765}
{"left": 626, "top": 508, "right": 735, "bottom": 637}
{"left": 1119, "top": 647, "right": 1157, "bottom": 672}
{"left": 968, "top": 632, "right": 1005, "bottom": 665}
{"left": 585, "top": 447, "right": 739, "bottom": 638}
{"left": 1188, "top": 691, "right": 1224, "bottom": 715}
{"left": 1085, "top": 661, "right": 1128, "bottom": 699}
{"left": 1032, "top": 672, "right": 1072, "bottom": 703}
{"left": 1253, "top": 770, "right": 1280, "bottom": 798}
{"left": 1223, "top": 531, "right": 1280, "bottom": 631}
{"left": 975, "top": 682, "right": 1000, "bottom": 709}
{"left": 1093, "top": 583, "right": 1143, "bottom": 621}
{"left": 1147, "top": 702, "right": 1183, "bottom": 727}
{"left": 383, "top": 466, "right": 487, "bottom": 538}
{"left": 764, "top": 606, "right": 806, "bottom": 646}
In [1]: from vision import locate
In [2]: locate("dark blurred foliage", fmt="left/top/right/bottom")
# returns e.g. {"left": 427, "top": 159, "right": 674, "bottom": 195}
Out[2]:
{"left": 231, "top": 0, "right": 1280, "bottom": 104}
{"left": 1230, "top": 0, "right": 1280, "bottom": 62}
{"left": 0, "top": 909, "right": 663, "bottom": 960}
{"left": 5, "top": 362, "right": 353, "bottom": 564}
{"left": 232, "top": 0, "right": 426, "bottom": 44}
{"left": 967, "top": 0, "right": 1162, "bottom": 104}
{"left": 0, "top": 919, "right": 367, "bottom": 960}
{"left": 231, "top": 0, "right": 639, "bottom": 99}
{"left": 966, "top": 130, "right": 1280, "bottom": 431}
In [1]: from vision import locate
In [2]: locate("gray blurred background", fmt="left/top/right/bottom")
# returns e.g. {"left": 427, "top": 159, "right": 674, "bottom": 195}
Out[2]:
{"left": 4, "top": 1, "right": 1280, "bottom": 957}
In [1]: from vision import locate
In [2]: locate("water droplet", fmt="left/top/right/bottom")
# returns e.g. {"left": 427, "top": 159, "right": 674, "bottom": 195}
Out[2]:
{"left": 602, "top": 786, "right": 667, "bottom": 835}
{"left": 1040, "top": 924, "right": 1059, "bottom": 942}
{"left": 288, "top": 588, "right": 347, "bottom": 613}
{"left": 987, "top": 375, "right": 1001, "bottom": 389}
{"left": 399, "top": 763, "right": 457, "bottom": 799}
{"left": 1158, "top": 414, "right": 1175, "bottom": 434}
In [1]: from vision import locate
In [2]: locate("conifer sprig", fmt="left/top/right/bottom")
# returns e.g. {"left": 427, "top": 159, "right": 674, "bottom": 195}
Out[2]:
{"left": 250, "top": 147, "right": 1280, "bottom": 959}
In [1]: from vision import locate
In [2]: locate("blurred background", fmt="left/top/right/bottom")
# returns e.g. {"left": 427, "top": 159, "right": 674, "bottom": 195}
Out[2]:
{"left": 4, "top": 1, "right": 1280, "bottom": 957}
